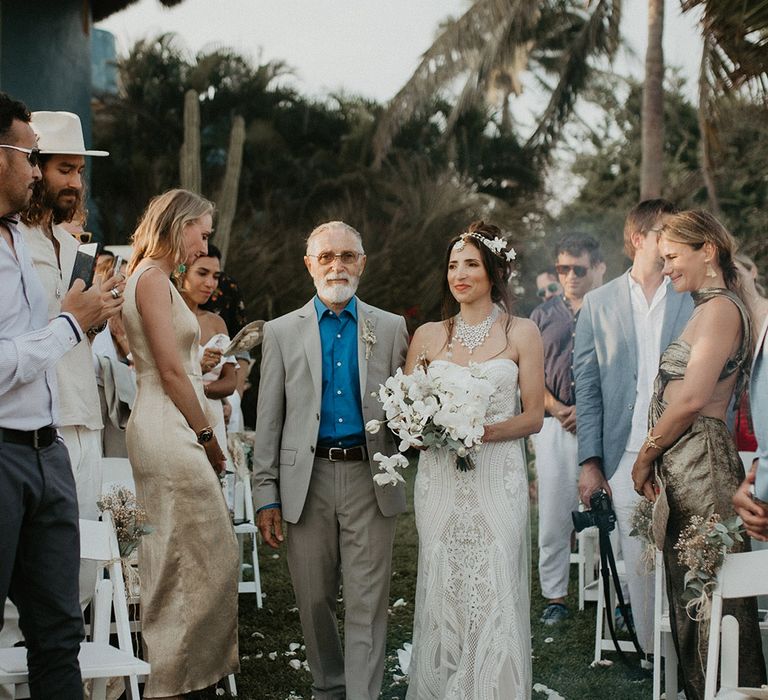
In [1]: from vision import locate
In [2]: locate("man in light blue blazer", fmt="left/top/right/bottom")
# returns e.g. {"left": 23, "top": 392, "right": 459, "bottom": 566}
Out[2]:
{"left": 733, "top": 313, "right": 768, "bottom": 538}
{"left": 574, "top": 199, "right": 693, "bottom": 653}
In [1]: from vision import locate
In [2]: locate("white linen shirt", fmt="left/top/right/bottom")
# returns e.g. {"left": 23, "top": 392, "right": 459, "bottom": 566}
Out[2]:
{"left": 20, "top": 222, "right": 103, "bottom": 430}
{"left": 0, "top": 216, "right": 82, "bottom": 430}
{"left": 626, "top": 273, "right": 669, "bottom": 452}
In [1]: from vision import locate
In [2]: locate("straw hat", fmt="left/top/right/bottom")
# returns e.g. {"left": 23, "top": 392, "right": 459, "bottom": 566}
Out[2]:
{"left": 31, "top": 111, "right": 109, "bottom": 157}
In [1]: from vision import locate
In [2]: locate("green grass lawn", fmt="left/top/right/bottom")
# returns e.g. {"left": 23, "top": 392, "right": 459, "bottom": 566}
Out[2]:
{"left": 205, "top": 477, "right": 653, "bottom": 699}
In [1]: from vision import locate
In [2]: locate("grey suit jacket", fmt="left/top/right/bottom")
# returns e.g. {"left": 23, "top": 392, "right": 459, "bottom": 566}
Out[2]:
{"left": 574, "top": 271, "right": 694, "bottom": 480}
{"left": 251, "top": 297, "right": 409, "bottom": 523}
{"left": 751, "top": 316, "right": 768, "bottom": 501}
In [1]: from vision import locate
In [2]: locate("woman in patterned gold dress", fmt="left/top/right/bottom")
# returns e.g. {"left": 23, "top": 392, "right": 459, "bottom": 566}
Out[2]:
{"left": 632, "top": 210, "right": 765, "bottom": 699}
{"left": 123, "top": 189, "right": 239, "bottom": 698}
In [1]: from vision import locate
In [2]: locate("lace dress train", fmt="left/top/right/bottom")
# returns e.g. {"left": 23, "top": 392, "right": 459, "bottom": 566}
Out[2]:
{"left": 407, "top": 359, "right": 531, "bottom": 700}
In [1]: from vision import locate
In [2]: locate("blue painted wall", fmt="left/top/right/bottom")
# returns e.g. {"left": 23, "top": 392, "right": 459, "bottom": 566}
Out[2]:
{"left": 0, "top": 0, "right": 93, "bottom": 137}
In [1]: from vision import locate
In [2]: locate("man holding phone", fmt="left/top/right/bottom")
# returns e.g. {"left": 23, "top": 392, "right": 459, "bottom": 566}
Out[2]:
{"left": 0, "top": 94, "right": 121, "bottom": 697}
{"left": 2, "top": 109, "right": 121, "bottom": 693}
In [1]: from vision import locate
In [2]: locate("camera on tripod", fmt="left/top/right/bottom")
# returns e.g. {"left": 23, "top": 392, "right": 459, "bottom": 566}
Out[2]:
{"left": 571, "top": 489, "right": 616, "bottom": 533}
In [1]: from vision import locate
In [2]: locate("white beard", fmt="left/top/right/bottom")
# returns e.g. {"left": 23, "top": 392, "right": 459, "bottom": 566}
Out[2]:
{"left": 317, "top": 275, "right": 359, "bottom": 304}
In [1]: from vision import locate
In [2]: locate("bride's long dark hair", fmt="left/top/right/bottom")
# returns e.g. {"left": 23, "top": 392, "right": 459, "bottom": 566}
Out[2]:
{"left": 440, "top": 220, "right": 516, "bottom": 355}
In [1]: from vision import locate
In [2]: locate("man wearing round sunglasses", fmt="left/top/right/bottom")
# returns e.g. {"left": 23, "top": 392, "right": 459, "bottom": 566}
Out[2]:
{"left": 574, "top": 200, "right": 693, "bottom": 657}
{"left": 535, "top": 267, "right": 562, "bottom": 302}
{"left": 0, "top": 93, "right": 122, "bottom": 698}
{"left": 530, "top": 233, "right": 605, "bottom": 626}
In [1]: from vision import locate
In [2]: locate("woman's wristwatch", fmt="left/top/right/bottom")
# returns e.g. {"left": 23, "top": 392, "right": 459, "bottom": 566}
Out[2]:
{"left": 197, "top": 426, "right": 214, "bottom": 444}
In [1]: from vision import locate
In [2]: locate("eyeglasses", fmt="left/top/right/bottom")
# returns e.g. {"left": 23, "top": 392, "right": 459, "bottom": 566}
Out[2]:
{"left": 308, "top": 251, "right": 362, "bottom": 266}
{"left": 0, "top": 144, "right": 41, "bottom": 168}
{"left": 555, "top": 264, "right": 589, "bottom": 278}
{"left": 536, "top": 282, "right": 560, "bottom": 298}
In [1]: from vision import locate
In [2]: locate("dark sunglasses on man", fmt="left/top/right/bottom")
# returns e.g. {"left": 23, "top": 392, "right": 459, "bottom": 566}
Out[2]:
{"left": 555, "top": 264, "right": 588, "bottom": 278}
{"left": 0, "top": 144, "right": 41, "bottom": 168}
{"left": 536, "top": 282, "right": 560, "bottom": 298}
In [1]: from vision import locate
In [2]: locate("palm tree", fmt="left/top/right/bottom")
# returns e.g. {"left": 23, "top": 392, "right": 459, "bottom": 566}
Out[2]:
{"left": 683, "top": 0, "right": 768, "bottom": 212}
{"left": 372, "top": 0, "right": 622, "bottom": 168}
{"left": 640, "top": 0, "right": 664, "bottom": 198}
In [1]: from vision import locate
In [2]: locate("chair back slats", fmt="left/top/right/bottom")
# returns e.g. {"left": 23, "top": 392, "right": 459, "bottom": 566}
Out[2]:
{"left": 717, "top": 549, "right": 768, "bottom": 598}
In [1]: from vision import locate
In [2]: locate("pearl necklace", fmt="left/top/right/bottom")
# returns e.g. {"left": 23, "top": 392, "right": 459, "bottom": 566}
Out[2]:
{"left": 450, "top": 307, "right": 499, "bottom": 355}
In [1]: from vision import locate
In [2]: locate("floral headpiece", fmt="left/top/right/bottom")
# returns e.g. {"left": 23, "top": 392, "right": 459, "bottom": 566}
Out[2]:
{"left": 453, "top": 231, "right": 517, "bottom": 262}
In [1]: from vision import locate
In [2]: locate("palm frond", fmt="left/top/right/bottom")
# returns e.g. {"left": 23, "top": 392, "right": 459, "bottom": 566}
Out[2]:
{"left": 372, "top": 0, "right": 541, "bottom": 166}
{"left": 525, "top": 0, "right": 622, "bottom": 161}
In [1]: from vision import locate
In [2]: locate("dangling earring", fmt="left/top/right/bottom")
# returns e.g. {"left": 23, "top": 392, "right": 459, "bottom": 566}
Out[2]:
{"left": 705, "top": 261, "right": 717, "bottom": 278}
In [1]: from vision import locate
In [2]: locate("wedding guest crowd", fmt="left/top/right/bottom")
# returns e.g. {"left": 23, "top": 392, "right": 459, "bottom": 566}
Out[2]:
{"left": 2, "top": 84, "right": 767, "bottom": 700}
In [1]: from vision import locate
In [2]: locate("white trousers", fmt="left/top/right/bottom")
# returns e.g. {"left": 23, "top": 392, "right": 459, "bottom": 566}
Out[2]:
{"left": 534, "top": 416, "right": 580, "bottom": 600}
{"left": 0, "top": 425, "right": 102, "bottom": 700}
{"left": 608, "top": 449, "right": 655, "bottom": 651}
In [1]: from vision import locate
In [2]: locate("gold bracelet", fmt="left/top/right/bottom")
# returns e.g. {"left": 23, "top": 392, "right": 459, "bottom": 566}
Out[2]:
{"left": 644, "top": 431, "right": 663, "bottom": 451}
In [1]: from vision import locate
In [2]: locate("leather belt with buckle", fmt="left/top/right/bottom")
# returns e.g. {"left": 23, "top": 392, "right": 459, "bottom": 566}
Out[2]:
{"left": 316, "top": 445, "right": 368, "bottom": 462}
{"left": 0, "top": 426, "right": 57, "bottom": 449}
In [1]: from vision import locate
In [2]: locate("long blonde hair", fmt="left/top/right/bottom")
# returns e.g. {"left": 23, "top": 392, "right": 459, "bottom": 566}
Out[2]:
{"left": 128, "top": 189, "right": 214, "bottom": 275}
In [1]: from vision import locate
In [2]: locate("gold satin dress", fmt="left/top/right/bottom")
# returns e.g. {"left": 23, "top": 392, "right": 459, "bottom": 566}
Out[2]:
{"left": 650, "top": 288, "right": 764, "bottom": 700}
{"left": 123, "top": 266, "right": 239, "bottom": 697}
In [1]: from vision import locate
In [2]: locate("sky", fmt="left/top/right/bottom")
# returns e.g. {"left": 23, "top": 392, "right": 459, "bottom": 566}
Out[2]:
{"left": 98, "top": 0, "right": 704, "bottom": 106}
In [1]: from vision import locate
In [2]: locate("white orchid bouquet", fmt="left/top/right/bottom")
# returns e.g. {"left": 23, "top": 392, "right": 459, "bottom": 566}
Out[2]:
{"left": 366, "top": 363, "right": 495, "bottom": 485}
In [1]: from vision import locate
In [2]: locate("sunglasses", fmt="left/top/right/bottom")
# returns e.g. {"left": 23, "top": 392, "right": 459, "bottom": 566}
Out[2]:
{"left": 536, "top": 282, "right": 560, "bottom": 298}
{"left": 555, "top": 264, "right": 589, "bottom": 278}
{"left": 0, "top": 144, "right": 41, "bottom": 168}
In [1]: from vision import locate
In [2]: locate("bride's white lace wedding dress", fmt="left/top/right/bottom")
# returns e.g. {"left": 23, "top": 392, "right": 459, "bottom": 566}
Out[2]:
{"left": 407, "top": 359, "right": 531, "bottom": 700}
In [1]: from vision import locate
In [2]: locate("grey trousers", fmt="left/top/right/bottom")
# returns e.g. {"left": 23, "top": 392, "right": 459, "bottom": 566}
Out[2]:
{"left": 287, "top": 457, "right": 397, "bottom": 700}
{"left": 0, "top": 439, "right": 84, "bottom": 699}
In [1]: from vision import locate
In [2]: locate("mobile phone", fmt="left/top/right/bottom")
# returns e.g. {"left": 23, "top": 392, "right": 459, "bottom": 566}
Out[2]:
{"left": 68, "top": 242, "right": 100, "bottom": 290}
{"left": 111, "top": 255, "right": 124, "bottom": 278}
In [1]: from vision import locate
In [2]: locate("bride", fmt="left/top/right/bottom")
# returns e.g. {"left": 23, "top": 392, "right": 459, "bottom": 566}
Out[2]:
{"left": 405, "top": 221, "right": 544, "bottom": 699}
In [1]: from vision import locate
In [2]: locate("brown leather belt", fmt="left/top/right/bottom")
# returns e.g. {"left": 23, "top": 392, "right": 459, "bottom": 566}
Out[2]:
{"left": 0, "top": 426, "right": 57, "bottom": 449}
{"left": 316, "top": 445, "right": 368, "bottom": 462}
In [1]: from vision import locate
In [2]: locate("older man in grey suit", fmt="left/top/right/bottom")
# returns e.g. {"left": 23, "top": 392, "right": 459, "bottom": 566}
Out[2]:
{"left": 252, "top": 221, "right": 409, "bottom": 700}
{"left": 574, "top": 199, "right": 693, "bottom": 654}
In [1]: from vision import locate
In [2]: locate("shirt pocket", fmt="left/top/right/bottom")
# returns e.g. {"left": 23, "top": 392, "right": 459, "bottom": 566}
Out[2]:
{"left": 279, "top": 448, "right": 297, "bottom": 466}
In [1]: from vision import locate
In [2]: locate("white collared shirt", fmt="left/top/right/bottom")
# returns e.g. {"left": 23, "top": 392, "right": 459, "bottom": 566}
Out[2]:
{"left": 626, "top": 272, "right": 669, "bottom": 451}
{"left": 0, "top": 217, "right": 82, "bottom": 430}
{"left": 21, "top": 222, "right": 103, "bottom": 430}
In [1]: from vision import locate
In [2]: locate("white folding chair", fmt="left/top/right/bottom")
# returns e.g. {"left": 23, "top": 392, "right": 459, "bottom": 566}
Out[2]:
{"left": 570, "top": 525, "right": 599, "bottom": 611}
{"left": 704, "top": 549, "right": 768, "bottom": 700}
{"left": 592, "top": 529, "right": 639, "bottom": 662}
{"left": 0, "top": 512, "right": 150, "bottom": 699}
{"left": 234, "top": 468, "right": 263, "bottom": 606}
{"left": 652, "top": 550, "right": 678, "bottom": 700}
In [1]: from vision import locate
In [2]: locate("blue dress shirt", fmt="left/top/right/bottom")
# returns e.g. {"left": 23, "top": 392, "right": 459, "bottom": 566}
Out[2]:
{"left": 314, "top": 295, "right": 364, "bottom": 447}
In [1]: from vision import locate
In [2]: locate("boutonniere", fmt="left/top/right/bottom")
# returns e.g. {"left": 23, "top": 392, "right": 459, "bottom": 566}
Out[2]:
{"left": 362, "top": 319, "right": 377, "bottom": 360}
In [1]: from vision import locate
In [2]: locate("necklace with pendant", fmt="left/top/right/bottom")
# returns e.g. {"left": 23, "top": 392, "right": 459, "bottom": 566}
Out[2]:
{"left": 450, "top": 306, "right": 499, "bottom": 356}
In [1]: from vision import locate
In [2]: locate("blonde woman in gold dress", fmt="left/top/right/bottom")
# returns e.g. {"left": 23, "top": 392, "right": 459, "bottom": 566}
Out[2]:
{"left": 632, "top": 211, "right": 765, "bottom": 699}
{"left": 123, "top": 189, "right": 239, "bottom": 698}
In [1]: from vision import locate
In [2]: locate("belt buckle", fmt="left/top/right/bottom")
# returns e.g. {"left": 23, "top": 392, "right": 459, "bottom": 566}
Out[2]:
{"left": 32, "top": 429, "right": 41, "bottom": 450}
{"left": 328, "top": 447, "right": 344, "bottom": 462}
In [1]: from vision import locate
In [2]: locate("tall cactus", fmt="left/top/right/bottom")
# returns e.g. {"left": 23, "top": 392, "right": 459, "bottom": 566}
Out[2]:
{"left": 214, "top": 115, "right": 245, "bottom": 269}
{"left": 179, "top": 89, "right": 245, "bottom": 267}
{"left": 180, "top": 90, "right": 201, "bottom": 193}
